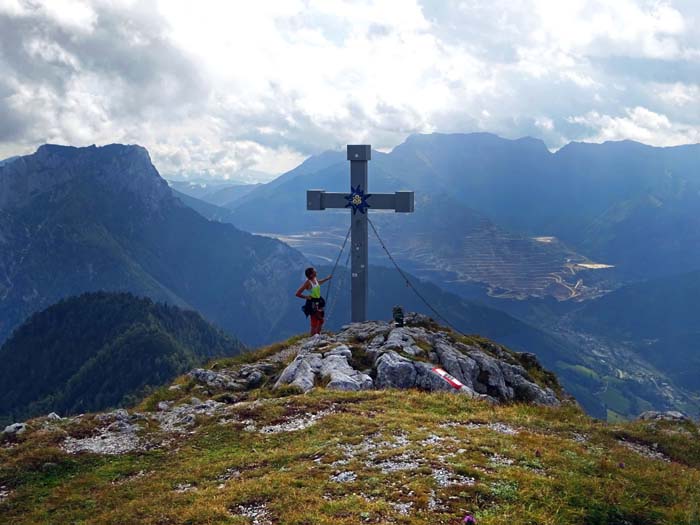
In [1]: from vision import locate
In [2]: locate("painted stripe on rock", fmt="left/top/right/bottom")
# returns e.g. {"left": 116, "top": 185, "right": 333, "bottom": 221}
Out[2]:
{"left": 432, "top": 367, "right": 464, "bottom": 390}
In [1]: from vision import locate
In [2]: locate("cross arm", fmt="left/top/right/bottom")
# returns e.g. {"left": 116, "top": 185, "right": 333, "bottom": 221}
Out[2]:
{"left": 306, "top": 190, "right": 414, "bottom": 212}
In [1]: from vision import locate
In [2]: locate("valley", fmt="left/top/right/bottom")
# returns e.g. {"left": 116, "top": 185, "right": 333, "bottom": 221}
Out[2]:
{"left": 258, "top": 227, "right": 614, "bottom": 301}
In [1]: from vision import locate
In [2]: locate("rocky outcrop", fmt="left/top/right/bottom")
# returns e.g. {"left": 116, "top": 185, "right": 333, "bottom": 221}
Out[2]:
{"left": 188, "top": 361, "right": 275, "bottom": 392}
{"left": 1, "top": 422, "right": 27, "bottom": 439}
{"left": 272, "top": 316, "right": 562, "bottom": 406}
{"left": 6, "top": 316, "right": 567, "bottom": 458}
{"left": 274, "top": 338, "right": 373, "bottom": 392}
{"left": 637, "top": 410, "right": 691, "bottom": 423}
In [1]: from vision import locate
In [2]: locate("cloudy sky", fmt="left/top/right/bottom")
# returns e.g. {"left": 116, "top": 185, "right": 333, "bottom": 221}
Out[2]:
{"left": 1, "top": 0, "right": 698, "bottom": 182}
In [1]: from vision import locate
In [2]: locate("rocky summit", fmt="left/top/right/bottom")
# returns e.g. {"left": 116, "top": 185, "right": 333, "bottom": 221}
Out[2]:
{"left": 272, "top": 314, "right": 562, "bottom": 406}
{"left": 2, "top": 317, "right": 699, "bottom": 525}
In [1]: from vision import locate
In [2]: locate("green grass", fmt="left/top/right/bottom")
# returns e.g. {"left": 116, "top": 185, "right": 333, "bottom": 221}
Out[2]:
{"left": 600, "top": 387, "right": 632, "bottom": 415}
{"left": 557, "top": 362, "right": 601, "bottom": 381}
{"left": 2, "top": 388, "right": 698, "bottom": 525}
{"left": 211, "top": 333, "right": 307, "bottom": 368}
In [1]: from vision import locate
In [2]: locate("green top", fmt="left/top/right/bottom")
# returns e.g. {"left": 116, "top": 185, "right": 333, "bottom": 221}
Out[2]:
{"left": 309, "top": 279, "right": 321, "bottom": 299}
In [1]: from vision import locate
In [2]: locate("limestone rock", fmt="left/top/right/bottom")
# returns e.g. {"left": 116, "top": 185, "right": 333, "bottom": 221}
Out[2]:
{"left": 384, "top": 328, "right": 416, "bottom": 351}
{"left": 275, "top": 345, "right": 372, "bottom": 392}
{"left": 245, "top": 369, "right": 265, "bottom": 389}
{"left": 375, "top": 351, "right": 417, "bottom": 388}
{"left": 2, "top": 422, "right": 27, "bottom": 438}
{"left": 189, "top": 369, "right": 240, "bottom": 391}
{"left": 638, "top": 410, "right": 691, "bottom": 423}
{"left": 275, "top": 353, "right": 322, "bottom": 392}
{"left": 320, "top": 354, "right": 373, "bottom": 391}
{"left": 271, "top": 316, "right": 563, "bottom": 406}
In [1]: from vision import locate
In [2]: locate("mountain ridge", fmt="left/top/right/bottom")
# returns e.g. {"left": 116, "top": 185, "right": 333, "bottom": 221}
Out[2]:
{"left": 225, "top": 132, "right": 700, "bottom": 287}
{"left": 0, "top": 143, "right": 308, "bottom": 346}
{"left": 0, "top": 291, "right": 245, "bottom": 425}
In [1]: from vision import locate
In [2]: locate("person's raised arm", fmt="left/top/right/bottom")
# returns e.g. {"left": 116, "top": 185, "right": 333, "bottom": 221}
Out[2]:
{"left": 319, "top": 274, "right": 333, "bottom": 285}
{"left": 295, "top": 280, "right": 310, "bottom": 299}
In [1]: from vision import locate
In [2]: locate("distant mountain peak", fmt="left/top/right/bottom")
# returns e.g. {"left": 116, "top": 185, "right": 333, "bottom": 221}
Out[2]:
{"left": 397, "top": 131, "right": 550, "bottom": 155}
{"left": 0, "top": 143, "right": 170, "bottom": 212}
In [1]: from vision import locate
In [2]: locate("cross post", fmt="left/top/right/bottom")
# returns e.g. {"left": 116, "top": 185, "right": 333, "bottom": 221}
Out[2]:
{"left": 306, "top": 145, "right": 415, "bottom": 322}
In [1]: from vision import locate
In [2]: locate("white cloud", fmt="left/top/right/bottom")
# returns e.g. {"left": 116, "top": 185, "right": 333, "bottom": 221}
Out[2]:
{"left": 568, "top": 106, "right": 700, "bottom": 145}
{"left": 655, "top": 82, "right": 700, "bottom": 106}
{"left": 0, "top": 0, "right": 699, "bottom": 180}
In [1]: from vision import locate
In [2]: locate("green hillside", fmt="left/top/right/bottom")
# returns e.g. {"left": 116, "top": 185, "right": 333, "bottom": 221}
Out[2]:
{"left": 0, "top": 292, "right": 245, "bottom": 424}
{"left": 567, "top": 270, "right": 700, "bottom": 395}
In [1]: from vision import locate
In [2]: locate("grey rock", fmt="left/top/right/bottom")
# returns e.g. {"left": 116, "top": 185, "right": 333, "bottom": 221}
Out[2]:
{"left": 430, "top": 334, "right": 559, "bottom": 405}
{"left": 188, "top": 368, "right": 238, "bottom": 390}
{"left": 375, "top": 351, "right": 417, "bottom": 388}
{"left": 245, "top": 370, "right": 265, "bottom": 389}
{"left": 241, "top": 362, "right": 276, "bottom": 376}
{"left": 330, "top": 471, "right": 357, "bottom": 483}
{"left": 327, "top": 344, "right": 352, "bottom": 359}
{"left": 402, "top": 345, "right": 424, "bottom": 357}
{"left": 517, "top": 352, "right": 540, "bottom": 369}
{"left": 638, "top": 410, "right": 691, "bottom": 423}
{"left": 509, "top": 374, "right": 560, "bottom": 406}
{"left": 369, "top": 334, "right": 386, "bottom": 348}
{"left": 337, "top": 321, "right": 391, "bottom": 344}
{"left": 320, "top": 354, "right": 373, "bottom": 391}
{"left": 47, "top": 412, "right": 62, "bottom": 421}
{"left": 106, "top": 420, "right": 135, "bottom": 433}
{"left": 469, "top": 352, "right": 512, "bottom": 399}
{"left": 62, "top": 427, "right": 142, "bottom": 455}
{"left": 113, "top": 409, "right": 130, "bottom": 421}
{"left": 275, "top": 348, "right": 372, "bottom": 392}
{"left": 403, "top": 312, "right": 432, "bottom": 326}
{"left": 414, "top": 362, "right": 456, "bottom": 392}
{"left": 300, "top": 334, "right": 332, "bottom": 352}
{"left": 383, "top": 327, "right": 415, "bottom": 351}
{"left": 2, "top": 423, "right": 27, "bottom": 437}
{"left": 274, "top": 353, "right": 322, "bottom": 392}
{"left": 433, "top": 341, "right": 477, "bottom": 388}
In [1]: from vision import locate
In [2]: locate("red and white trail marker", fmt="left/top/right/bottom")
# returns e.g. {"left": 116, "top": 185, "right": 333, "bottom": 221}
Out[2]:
{"left": 432, "top": 367, "right": 464, "bottom": 390}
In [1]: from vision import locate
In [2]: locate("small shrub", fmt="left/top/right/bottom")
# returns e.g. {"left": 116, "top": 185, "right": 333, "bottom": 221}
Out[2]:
{"left": 349, "top": 346, "right": 374, "bottom": 371}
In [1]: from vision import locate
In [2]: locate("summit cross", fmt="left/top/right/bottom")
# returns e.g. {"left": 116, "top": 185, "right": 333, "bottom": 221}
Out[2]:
{"left": 306, "top": 145, "right": 415, "bottom": 322}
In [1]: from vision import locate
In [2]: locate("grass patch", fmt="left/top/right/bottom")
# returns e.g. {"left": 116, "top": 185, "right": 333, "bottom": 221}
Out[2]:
{"left": 600, "top": 387, "right": 632, "bottom": 415}
{"left": 414, "top": 339, "right": 433, "bottom": 353}
{"left": 348, "top": 345, "right": 374, "bottom": 371}
{"left": 557, "top": 362, "right": 601, "bottom": 381}
{"left": 212, "top": 333, "right": 307, "bottom": 367}
{"left": 3, "top": 387, "right": 698, "bottom": 524}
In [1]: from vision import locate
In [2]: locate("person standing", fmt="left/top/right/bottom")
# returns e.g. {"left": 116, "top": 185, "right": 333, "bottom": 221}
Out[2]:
{"left": 296, "top": 267, "right": 332, "bottom": 335}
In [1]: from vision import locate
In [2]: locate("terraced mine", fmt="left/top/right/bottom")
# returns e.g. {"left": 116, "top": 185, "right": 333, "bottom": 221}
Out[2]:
{"left": 269, "top": 225, "right": 613, "bottom": 302}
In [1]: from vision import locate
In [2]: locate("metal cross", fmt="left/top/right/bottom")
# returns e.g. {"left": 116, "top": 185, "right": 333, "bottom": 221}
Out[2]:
{"left": 306, "top": 145, "right": 415, "bottom": 322}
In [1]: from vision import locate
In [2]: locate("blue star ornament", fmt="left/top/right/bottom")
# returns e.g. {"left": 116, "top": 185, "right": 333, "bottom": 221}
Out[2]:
{"left": 344, "top": 185, "right": 372, "bottom": 214}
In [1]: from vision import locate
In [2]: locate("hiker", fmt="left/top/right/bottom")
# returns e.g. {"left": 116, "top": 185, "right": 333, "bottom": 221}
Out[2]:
{"left": 296, "top": 267, "right": 332, "bottom": 335}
